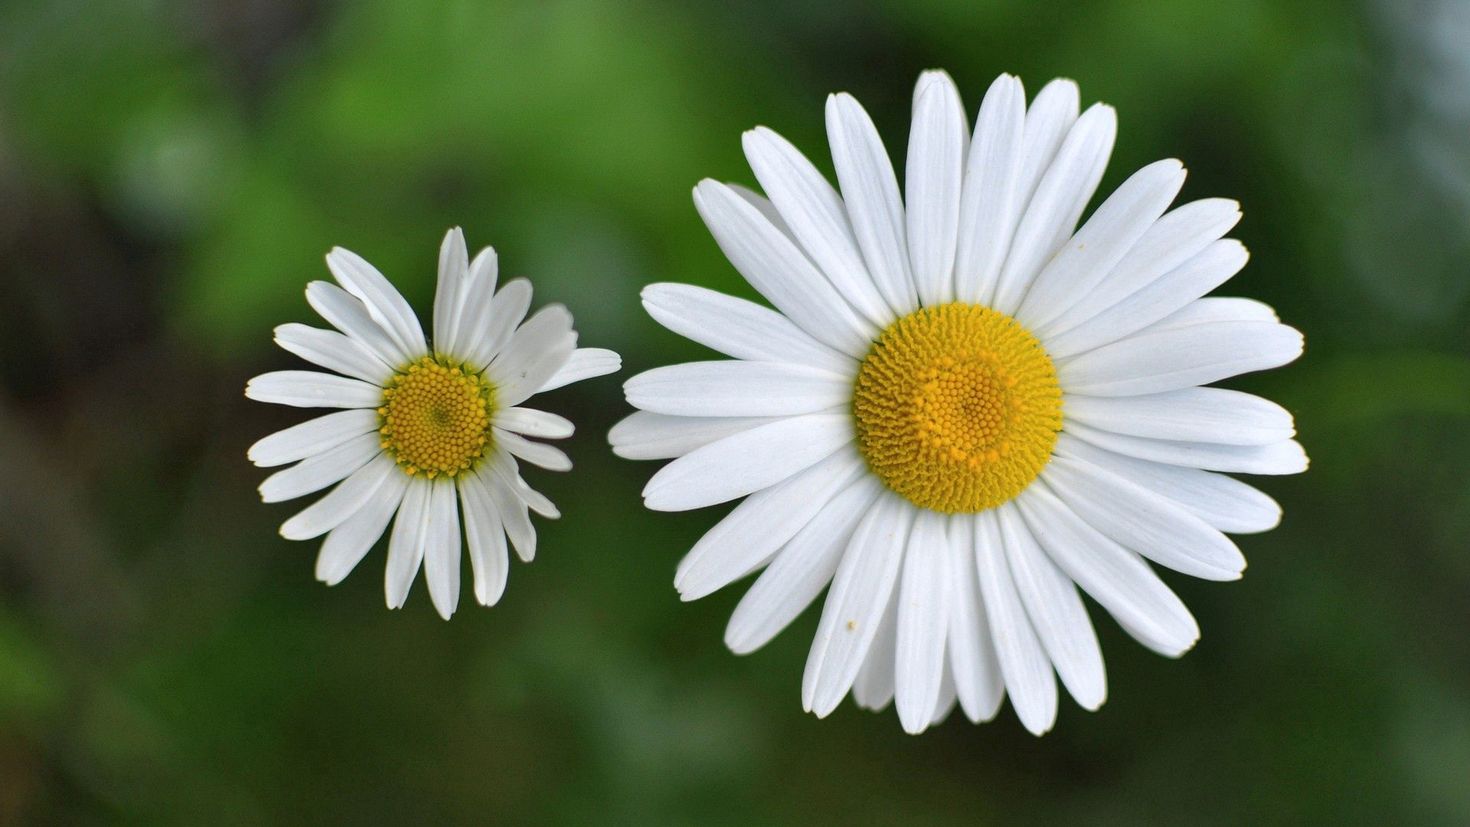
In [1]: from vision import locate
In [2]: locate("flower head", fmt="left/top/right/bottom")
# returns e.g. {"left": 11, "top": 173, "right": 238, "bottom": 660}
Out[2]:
{"left": 248, "top": 228, "right": 620, "bottom": 619}
{"left": 613, "top": 72, "right": 1305, "bottom": 734}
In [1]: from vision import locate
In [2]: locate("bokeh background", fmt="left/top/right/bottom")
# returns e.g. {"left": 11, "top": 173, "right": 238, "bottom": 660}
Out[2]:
{"left": 2, "top": 0, "right": 1469, "bottom": 822}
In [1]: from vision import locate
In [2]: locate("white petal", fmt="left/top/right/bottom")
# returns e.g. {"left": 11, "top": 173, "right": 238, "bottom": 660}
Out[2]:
{"left": 992, "top": 103, "right": 1116, "bottom": 315}
{"left": 1053, "top": 432, "right": 1282, "bottom": 533}
{"left": 1065, "top": 420, "right": 1310, "bottom": 475}
{"left": 1042, "top": 455, "right": 1245, "bottom": 581}
{"left": 726, "top": 183, "right": 794, "bottom": 240}
{"left": 258, "top": 433, "right": 380, "bottom": 503}
{"left": 280, "top": 453, "right": 397, "bottom": 541}
{"left": 1017, "top": 159, "right": 1186, "bottom": 331}
{"left": 624, "top": 360, "right": 850, "bottom": 417}
{"left": 852, "top": 588, "right": 898, "bottom": 712}
{"left": 245, "top": 370, "right": 383, "bottom": 409}
{"left": 1041, "top": 198, "right": 1241, "bottom": 339}
{"left": 955, "top": 73, "right": 1026, "bottom": 305}
{"left": 895, "top": 509, "right": 952, "bottom": 734}
{"left": 274, "top": 323, "right": 393, "bottom": 384}
{"left": 742, "top": 128, "right": 892, "bottom": 327}
{"left": 459, "top": 473, "right": 509, "bottom": 607}
{"left": 493, "top": 428, "right": 571, "bottom": 472}
{"left": 537, "top": 347, "right": 620, "bottom": 393}
{"left": 928, "top": 662, "right": 958, "bottom": 728}
{"left": 802, "top": 492, "right": 912, "bottom": 717}
{"left": 694, "top": 180, "right": 875, "bottom": 356}
{"left": 1045, "top": 239, "right": 1250, "bottom": 359}
{"left": 433, "top": 227, "right": 469, "bottom": 354}
{"left": 494, "top": 407, "right": 575, "bottom": 439}
{"left": 422, "top": 478, "right": 462, "bottom": 620}
{"left": 1148, "top": 296, "right": 1279, "bottom": 330}
{"left": 512, "top": 475, "right": 559, "bottom": 519}
{"left": 485, "top": 452, "right": 537, "bottom": 562}
{"left": 305, "top": 281, "right": 410, "bottom": 367}
{"left": 446, "top": 245, "right": 500, "bottom": 360}
{"left": 1064, "top": 387, "right": 1295, "bottom": 446}
{"left": 973, "top": 510, "right": 1057, "bottom": 736}
{"left": 945, "top": 513, "right": 1005, "bottom": 723}
{"left": 248, "top": 409, "right": 380, "bottom": 467}
{"left": 608, "top": 411, "right": 780, "bottom": 460}
{"left": 1016, "top": 485, "right": 1200, "bottom": 657}
{"left": 1058, "top": 321, "right": 1303, "bottom": 396}
{"left": 488, "top": 305, "right": 576, "bottom": 408}
{"left": 998, "top": 503, "right": 1106, "bottom": 711}
{"left": 314, "top": 469, "right": 410, "bottom": 586}
{"left": 325, "top": 247, "right": 427, "bottom": 359}
{"left": 1015, "top": 79, "right": 1081, "bottom": 214}
{"left": 465, "top": 278, "right": 532, "bottom": 369}
{"left": 675, "top": 450, "right": 864, "bottom": 601}
{"left": 641, "top": 413, "right": 854, "bottom": 512}
{"left": 384, "top": 478, "right": 431, "bottom": 609}
{"left": 826, "top": 93, "right": 917, "bottom": 313}
{"left": 641, "top": 283, "right": 853, "bottom": 375}
{"left": 905, "top": 71, "right": 966, "bottom": 307}
{"left": 724, "top": 474, "right": 881, "bottom": 654}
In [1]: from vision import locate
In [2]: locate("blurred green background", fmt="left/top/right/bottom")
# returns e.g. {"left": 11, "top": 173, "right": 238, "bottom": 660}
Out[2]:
{"left": 2, "top": 0, "right": 1469, "bottom": 822}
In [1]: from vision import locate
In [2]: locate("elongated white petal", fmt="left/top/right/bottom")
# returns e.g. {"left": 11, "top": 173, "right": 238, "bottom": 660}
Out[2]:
{"left": 852, "top": 589, "right": 899, "bottom": 712}
{"left": 642, "top": 413, "right": 854, "bottom": 512}
{"left": 1064, "top": 421, "right": 1310, "bottom": 475}
{"left": 326, "top": 247, "right": 427, "bottom": 358}
{"left": 1047, "top": 239, "right": 1250, "bottom": 358}
{"left": 743, "top": 128, "right": 892, "bottom": 327}
{"left": 1042, "top": 198, "right": 1241, "bottom": 338}
{"left": 1043, "top": 455, "right": 1245, "bottom": 581}
{"left": 1064, "top": 387, "right": 1295, "bottom": 446}
{"left": 1017, "top": 485, "right": 1199, "bottom": 657}
{"left": 803, "top": 493, "right": 912, "bottom": 717}
{"left": 1017, "top": 159, "right": 1185, "bottom": 330}
{"left": 1015, "top": 79, "right": 1080, "bottom": 214}
{"left": 485, "top": 453, "right": 536, "bottom": 562}
{"left": 726, "top": 184, "right": 794, "bottom": 240}
{"left": 998, "top": 503, "right": 1106, "bottom": 711}
{"left": 1148, "top": 296, "right": 1279, "bottom": 330}
{"left": 446, "top": 245, "right": 500, "bottom": 360}
{"left": 259, "top": 433, "right": 380, "bottom": 503}
{"left": 465, "top": 278, "right": 532, "bottom": 368}
{"left": 314, "top": 469, "right": 410, "bottom": 586}
{"left": 973, "top": 510, "right": 1057, "bottom": 735}
{"left": 537, "top": 347, "right": 620, "bottom": 393}
{"left": 676, "top": 450, "right": 864, "bottom": 601}
{"left": 433, "top": 227, "right": 469, "bottom": 354}
{"left": 274, "top": 323, "right": 393, "bottom": 384}
{"left": 494, "top": 407, "right": 574, "bottom": 439}
{"left": 993, "top": 103, "right": 1116, "bottom": 315}
{"left": 245, "top": 371, "right": 383, "bottom": 409}
{"left": 489, "top": 305, "right": 576, "bottom": 408}
{"left": 280, "top": 453, "right": 397, "bottom": 541}
{"left": 945, "top": 513, "right": 1005, "bottom": 723}
{"left": 1053, "top": 432, "right": 1282, "bottom": 533}
{"left": 624, "top": 360, "right": 850, "bottom": 417}
{"left": 826, "top": 93, "right": 916, "bottom": 313}
{"left": 906, "top": 71, "right": 966, "bottom": 307}
{"left": 248, "top": 408, "right": 380, "bottom": 467}
{"left": 724, "top": 475, "right": 881, "bottom": 654}
{"left": 955, "top": 73, "right": 1026, "bottom": 305}
{"left": 459, "top": 473, "right": 509, "bottom": 607}
{"left": 641, "top": 283, "right": 853, "bottom": 375}
{"left": 305, "top": 281, "right": 410, "bottom": 367}
{"left": 384, "top": 478, "right": 431, "bottom": 609}
{"left": 895, "top": 509, "right": 952, "bottom": 733}
{"left": 1058, "top": 321, "right": 1303, "bottom": 396}
{"left": 421, "top": 478, "right": 462, "bottom": 620}
{"left": 694, "top": 180, "right": 874, "bottom": 356}
{"left": 493, "top": 429, "right": 571, "bottom": 472}
{"left": 608, "top": 411, "right": 780, "bottom": 460}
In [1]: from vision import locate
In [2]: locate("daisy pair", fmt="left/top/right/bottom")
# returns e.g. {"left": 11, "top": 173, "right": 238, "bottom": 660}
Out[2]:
{"left": 614, "top": 71, "right": 1305, "bottom": 734}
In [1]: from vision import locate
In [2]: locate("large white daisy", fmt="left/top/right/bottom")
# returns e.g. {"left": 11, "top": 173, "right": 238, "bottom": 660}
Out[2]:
{"left": 247, "top": 228, "right": 620, "bottom": 620}
{"left": 612, "top": 72, "right": 1306, "bottom": 734}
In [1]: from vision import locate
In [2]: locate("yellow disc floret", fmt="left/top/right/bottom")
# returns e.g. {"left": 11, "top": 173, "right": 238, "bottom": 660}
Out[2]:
{"left": 379, "top": 356, "right": 496, "bottom": 478}
{"left": 853, "top": 303, "right": 1062, "bottom": 513}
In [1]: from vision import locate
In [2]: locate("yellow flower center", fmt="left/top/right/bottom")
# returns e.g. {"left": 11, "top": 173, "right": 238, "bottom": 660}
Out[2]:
{"left": 378, "top": 356, "right": 496, "bottom": 478}
{"left": 853, "top": 303, "right": 1062, "bottom": 513}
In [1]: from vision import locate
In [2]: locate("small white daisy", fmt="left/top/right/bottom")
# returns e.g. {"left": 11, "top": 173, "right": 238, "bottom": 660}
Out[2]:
{"left": 612, "top": 72, "right": 1306, "bottom": 734}
{"left": 247, "top": 228, "right": 620, "bottom": 620}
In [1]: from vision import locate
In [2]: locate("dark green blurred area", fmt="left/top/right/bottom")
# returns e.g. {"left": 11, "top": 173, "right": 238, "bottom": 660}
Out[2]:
{"left": 2, "top": 0, "right": 1469, "bottom": 822}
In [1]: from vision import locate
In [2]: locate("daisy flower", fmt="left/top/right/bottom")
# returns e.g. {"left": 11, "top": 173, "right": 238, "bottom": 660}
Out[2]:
{"left": 247, "top": 228, "right": 620, "bottom": 620}
{"left": 612, "top": 72, "right": 1305, "bottom": 734}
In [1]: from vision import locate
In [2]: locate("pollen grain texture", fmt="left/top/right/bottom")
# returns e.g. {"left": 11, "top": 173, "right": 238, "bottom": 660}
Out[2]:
{"left": 379, "top": 356, "right": 495, "bottom": 478}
